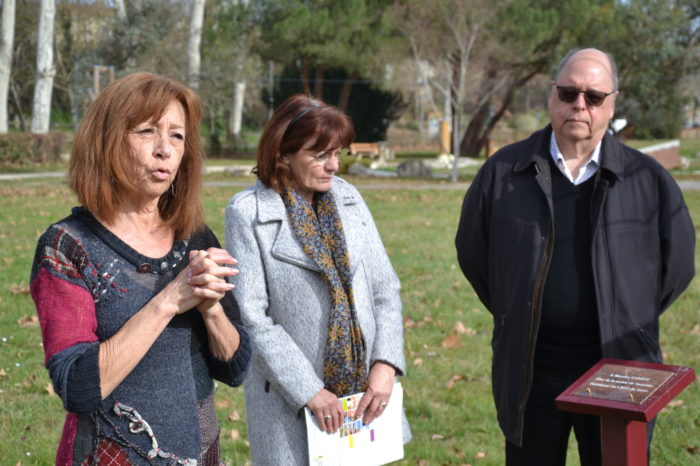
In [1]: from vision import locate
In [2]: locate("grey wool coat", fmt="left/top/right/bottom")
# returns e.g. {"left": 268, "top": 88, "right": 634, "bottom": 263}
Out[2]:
{"left": 225, "top": 177, "right": 410, "bottom": 465}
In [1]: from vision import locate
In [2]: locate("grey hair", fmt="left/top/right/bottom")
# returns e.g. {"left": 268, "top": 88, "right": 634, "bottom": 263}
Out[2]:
{"left": 555, "top": 48, "right": 619, "bottom": 91}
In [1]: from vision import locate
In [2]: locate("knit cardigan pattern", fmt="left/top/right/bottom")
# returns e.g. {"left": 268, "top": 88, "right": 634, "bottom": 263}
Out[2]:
{"left": 30, "top": 207, "right": 251, "bottom": 465}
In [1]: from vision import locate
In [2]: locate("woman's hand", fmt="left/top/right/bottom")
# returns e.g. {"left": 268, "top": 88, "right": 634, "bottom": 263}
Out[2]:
{"left": 354, "top": 361, "right": 396, "bottom": 424}
{"left": 189, "top": 248, "right": 242, "bottom": 361}
{"left": 152, "top": 249, "right": 236, "bottom": 318}
{"left": 307, "top": 388, "right": 344, "bottom": 434}
{"left": 187, "top": 248, "right": 238, "bottom": 315}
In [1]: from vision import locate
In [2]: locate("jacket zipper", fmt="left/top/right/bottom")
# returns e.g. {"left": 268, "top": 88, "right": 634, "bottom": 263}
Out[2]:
{"left": 590, "top": 172, "right": 612, "bottom": 356}
{"left": 517, "top": 162, "right": 555, "bottom": 445}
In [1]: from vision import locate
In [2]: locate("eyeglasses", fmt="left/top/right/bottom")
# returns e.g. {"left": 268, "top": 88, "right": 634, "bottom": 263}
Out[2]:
{"left": 309, "top": 148, "right": 349, "bottom": 165}
{"left": 554, "top": 84, "right": 615, "bottom": 107}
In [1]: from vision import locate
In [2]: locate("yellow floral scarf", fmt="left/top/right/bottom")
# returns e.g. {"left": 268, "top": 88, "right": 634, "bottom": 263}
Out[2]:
{"left": 282, "top": 188, "right": 368, "bottom": 396}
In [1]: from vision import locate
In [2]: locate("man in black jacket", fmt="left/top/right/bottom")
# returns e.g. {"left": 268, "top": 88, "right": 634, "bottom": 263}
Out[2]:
{"left": 455, "top": 48, "right": 695, "bottom": 466}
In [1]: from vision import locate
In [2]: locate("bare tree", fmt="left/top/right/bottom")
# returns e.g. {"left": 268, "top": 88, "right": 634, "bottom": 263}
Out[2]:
{"left": 30, "top": 0, "right": 56, "bottom": 134}
{"left": 229, "top": 80, "right": 246, "bottom": 138}
{"left": 0, "top": 0, "right": 16, "bottom": 133}
{"left": 188, "top": 0, "right": 206, "bottom": 90}
{"left": 393, "top": 0, "right": 501, "bottom": 181}
{"left": 114, "top": 0, "right": 127, "bottom": 21}
{"left": 228, "top": 0, "right": 249, "bottom": 141}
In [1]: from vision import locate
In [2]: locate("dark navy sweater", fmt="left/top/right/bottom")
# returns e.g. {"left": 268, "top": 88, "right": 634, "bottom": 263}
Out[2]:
{"left": 31, "top": 207, "right": 251, "bottom": 465}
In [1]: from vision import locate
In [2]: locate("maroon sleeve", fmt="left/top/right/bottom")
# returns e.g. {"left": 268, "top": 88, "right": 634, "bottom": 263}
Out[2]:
{"left": 31, "top": 268, "right": 98, "bottom": 365}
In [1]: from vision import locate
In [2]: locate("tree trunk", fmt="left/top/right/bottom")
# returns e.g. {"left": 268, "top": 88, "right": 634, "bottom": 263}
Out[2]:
{"left": 449, "top": 51, "right": 464, "bottom": 183}
{"left": 187, "top": 0, "right": 206, "bottom": 90}
{"left": 313, "top": 67, "right": 324, "bottom": 100}
{"left": 11, "top": 81, "right": 25, "bottom": 131}
{"left": 30, "top": 0, "right": 55, "bottom": 134}
{"left": 229, "top": 48, "right": 247, "bottom": 139}
{"left": 460, "top": 99, "right": 490, "bottom": 157}
{"left": 338, "top": 72, "right": 359, "bottom": 112}
{"left": 301, "top": 60, "right": 311, "bottom": 95}
{"left": 459, "top": 68, "right": 540, "bottom": 157}
{"left": 229, "top": 80, "right": 246, "bottom": 139}
{"left": 114, "top": 0, "right": 127, "bottom": 21}
{"left": 0, "top": 0, "right": 16, "bottom": 133}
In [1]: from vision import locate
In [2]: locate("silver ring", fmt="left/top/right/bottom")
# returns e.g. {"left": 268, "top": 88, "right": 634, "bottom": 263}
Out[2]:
{"left": 380, "top": 402, "right": 388, "bottom": 407}
{"left": 323, "top": 415, "right": 332, "bottom": 419}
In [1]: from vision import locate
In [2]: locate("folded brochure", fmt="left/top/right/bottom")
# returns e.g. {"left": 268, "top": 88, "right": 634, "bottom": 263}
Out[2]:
{"left": 304, "top": 382, "right": 404, "bottom": 466}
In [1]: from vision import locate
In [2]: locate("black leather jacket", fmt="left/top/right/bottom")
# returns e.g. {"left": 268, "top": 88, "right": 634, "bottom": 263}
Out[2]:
{"left": 455, "top": 126, "right": 695, "bottom": 445}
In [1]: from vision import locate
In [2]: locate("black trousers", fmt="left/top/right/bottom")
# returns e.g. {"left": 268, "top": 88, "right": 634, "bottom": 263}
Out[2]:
{"left": 505, "top": 365, "right": 602, "bottom": 466}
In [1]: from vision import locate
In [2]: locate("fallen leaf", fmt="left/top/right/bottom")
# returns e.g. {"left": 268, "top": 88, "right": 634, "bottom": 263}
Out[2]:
{"left": 668, "top": 400, "right": 684, "bottom": 408}
{"left": 216, "top": 399, "right": 231, "bottom": 409}
{"left": 441, "top": 332, "right": 462, "bottom": 348}
{"left": 0, "top": 369, "right": 7, "bottom": 380}
{"left": 21, "top": 374, "right": 37, "bottom": 387}
{"left": 17, "top": 315, "right": 39, "bottom": 328}
{"left": 686, "top": 446, "right": 700, "bottom": 455}
{"left": 9, "top": 284, "right": 30, "bottom": 295}
{"left": 690, "top": 324, "right": 700, "bottom": 335}
{"left": 446, "top": 374, "right": 466, "bottom": 389}
{"left": 413, "top": 358, "right": 423, "bottom": 367}
{"left": 227, "top": 410, "right": 241, "bottom": 422}
{"left": 454, "top": 322, "right": 468, "bottom": 333}
{"left": 423, "top": 316, "right": 433, "bottom": 324}
{"left": 475, "top": 451, "right": 487, "bottom": 459}
{"left": 45, "top": 383, "right": 55, "bottom": 396}
{"left": 230, "top": 429, "right": 240, "bottom": 441}
{"left": 454, "top": 322, "right": 477, "bottom": 336}
{"left": 431, "top": 434, "right": 445, "bottom": 440}
{"left": 418, "top": 461, "right": 430, "bottom": 466}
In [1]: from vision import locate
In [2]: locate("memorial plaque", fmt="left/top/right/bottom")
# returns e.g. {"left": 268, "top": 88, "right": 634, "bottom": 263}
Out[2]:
{"left": 556, "top": 358, "right": 696, "bottom": 466}
{"left": 573, "top": 363, "right": 674, "bottom": 404}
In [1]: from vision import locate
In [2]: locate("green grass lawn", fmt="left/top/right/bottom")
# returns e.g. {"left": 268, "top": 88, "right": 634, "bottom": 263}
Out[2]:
{"left": 1, "top": 175, "right": 699, "bottom": 465}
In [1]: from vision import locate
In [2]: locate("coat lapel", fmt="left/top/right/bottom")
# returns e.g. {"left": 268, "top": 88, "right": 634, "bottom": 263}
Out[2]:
{"left": 255, "top": 182, "right": 320, "bottom": 272}
{"left": 253, "top": 179, "right": 362, "bottom": 274}
{"left": 332, "top": 180, "right": 361, "bottom": 275}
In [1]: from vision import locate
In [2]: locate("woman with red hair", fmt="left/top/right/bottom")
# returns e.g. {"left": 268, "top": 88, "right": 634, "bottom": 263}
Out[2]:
{"left": 31, "top": 72, "right": 250, "bottom": 465}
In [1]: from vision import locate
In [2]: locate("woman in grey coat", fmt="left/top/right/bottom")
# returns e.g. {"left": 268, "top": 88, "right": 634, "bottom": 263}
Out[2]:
{"left": 225, "top": 95, "right": 409, "bottom": 464}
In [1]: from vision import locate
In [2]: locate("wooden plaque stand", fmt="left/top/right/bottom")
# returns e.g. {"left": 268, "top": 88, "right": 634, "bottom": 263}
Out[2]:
{"left": 555, "top": 358, "right": 695, "bottom": 466}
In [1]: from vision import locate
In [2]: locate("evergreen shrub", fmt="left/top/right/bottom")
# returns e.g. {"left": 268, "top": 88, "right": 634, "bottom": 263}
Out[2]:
{"left": 0, "top": 132, "right": 67, "bottom": 166}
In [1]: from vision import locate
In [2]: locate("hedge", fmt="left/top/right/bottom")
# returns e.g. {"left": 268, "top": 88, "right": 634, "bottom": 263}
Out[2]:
{"left": 0, "top": 132, "right": 67, "bottom": 166}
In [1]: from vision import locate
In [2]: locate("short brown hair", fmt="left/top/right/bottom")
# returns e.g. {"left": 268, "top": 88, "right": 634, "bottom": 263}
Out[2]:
{"left": 254, "top": 94, "right": 355, "bottom": 192}
{"left": 69, "top": 72, "right": 204, "bottom": 240}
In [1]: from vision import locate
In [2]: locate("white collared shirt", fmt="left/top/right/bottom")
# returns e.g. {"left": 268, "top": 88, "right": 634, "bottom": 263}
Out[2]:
{"left": 549, "top": 132, "right": 601, "bottom": 185}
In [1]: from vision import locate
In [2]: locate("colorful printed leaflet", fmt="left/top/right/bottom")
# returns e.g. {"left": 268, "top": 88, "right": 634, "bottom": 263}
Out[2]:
{"left": 305, "top": 382, "right": 404, "bottom": 466}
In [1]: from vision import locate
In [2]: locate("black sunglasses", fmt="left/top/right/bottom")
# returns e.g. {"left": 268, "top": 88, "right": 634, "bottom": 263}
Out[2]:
{"left": 554, "top": 85, "right": 615, "bottom": 107}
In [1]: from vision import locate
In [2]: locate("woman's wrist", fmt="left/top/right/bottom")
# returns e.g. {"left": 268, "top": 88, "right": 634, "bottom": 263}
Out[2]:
{"left": 371, "top": 361, "right": 396, "bottom": 377}
{"left": 150, "top": 294, "right": 179, "bottom": 321}
{"left": 198, "top": 300, "right": 225, "bottom": 319}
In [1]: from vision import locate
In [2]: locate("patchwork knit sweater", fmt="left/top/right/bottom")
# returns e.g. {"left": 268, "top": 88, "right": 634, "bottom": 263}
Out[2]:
{"left": 30, "top": 207, "right": 251, "bottom": 465}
